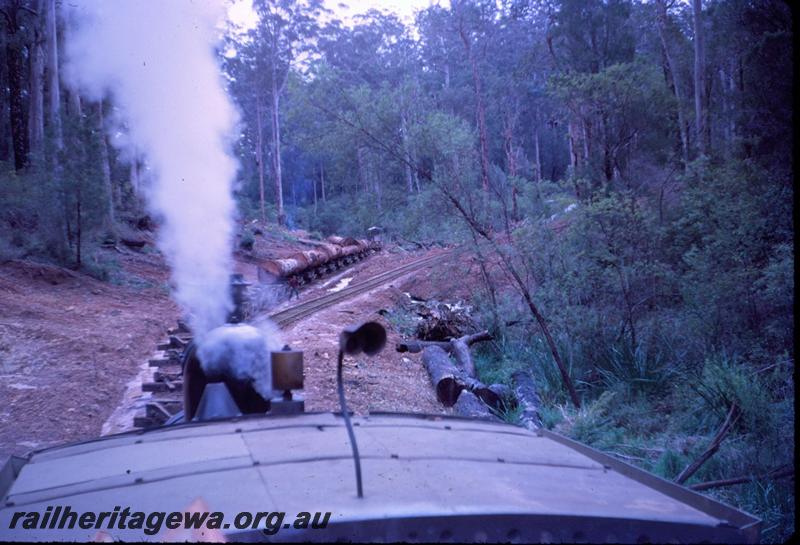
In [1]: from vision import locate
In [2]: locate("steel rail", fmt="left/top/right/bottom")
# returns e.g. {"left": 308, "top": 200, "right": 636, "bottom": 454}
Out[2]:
{"left": 268, "top": 250, "right": 454, "bottom": 327}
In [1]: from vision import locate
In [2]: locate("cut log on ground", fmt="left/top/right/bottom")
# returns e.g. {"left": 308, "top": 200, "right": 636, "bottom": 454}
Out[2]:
{"left": 486, "top": 383, "right": 511, "bottom": 412}
{"left": 512, "top": 371, "right": 542, "bottom": 430}
{"left": 397, "top": 330, "right": 492, "bottom": 379}
{"left": 422, "top": 346, "right": 465, "bottom": 406}
{"left": 450, "top": 336, "right": 477, "bottom": 376}
{"left": 421, "top": 345, "right": 508, "bottom": 410}
{"left": 453, "top": 390, "right": 498, "bottom": 421}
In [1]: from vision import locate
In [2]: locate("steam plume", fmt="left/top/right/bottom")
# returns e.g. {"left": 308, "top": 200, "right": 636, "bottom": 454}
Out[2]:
{"left": 64, "top": 1, "right": 238, "bottom": 337}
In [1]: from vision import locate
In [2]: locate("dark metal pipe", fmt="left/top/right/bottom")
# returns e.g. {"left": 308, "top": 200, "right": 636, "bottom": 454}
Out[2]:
{"left": 337, "top": 349, "right": 363, "bottom": 498}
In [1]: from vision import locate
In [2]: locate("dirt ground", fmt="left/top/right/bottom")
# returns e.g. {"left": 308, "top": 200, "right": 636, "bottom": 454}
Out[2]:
{"left": 280, "top": 271, "right": 448, "bottom": 416}
{"left": 0, "top": 229, "right": 480, "bottom": 467}
{"left": 0, "top": 251, "right": 178, "bottom": 463}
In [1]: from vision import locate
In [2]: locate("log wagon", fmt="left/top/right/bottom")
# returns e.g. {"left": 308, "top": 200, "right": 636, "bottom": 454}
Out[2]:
{"left": 257, "top": 236, "right": 379, "bottom": 285}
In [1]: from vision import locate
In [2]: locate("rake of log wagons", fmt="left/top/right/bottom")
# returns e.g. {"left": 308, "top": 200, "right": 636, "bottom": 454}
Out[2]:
{"left": 257, "top": 236, "right": 379, "bottom": 285}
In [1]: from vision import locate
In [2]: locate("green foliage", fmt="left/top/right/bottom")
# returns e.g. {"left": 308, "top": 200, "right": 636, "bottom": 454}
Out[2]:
{"left": 567, "top": 391, "right": 625, "bottom": 449}
{"left": 239, "top": 229, "right": 255, "bottom": 251}
{"left": 594, "top": 341, "right": 677, "bottom": 396}
{"left": 381, "top": 305, "right": 419, "bottom": 339}
{"left": 651, "top": 449, "right": 687, "bottom": 481}
{"left": 81, "top": 247, "right": 121, "bottom": 282}
{"left": 670, "top": 159, "right": 793, "bottom": 358}
{"left": 717, "top": 479, "right": 795, "bottom": 544}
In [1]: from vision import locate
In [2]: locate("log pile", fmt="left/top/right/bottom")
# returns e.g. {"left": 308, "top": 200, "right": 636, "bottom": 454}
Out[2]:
{"left": 399, "top": 306, "right": 543, "bottom": 428}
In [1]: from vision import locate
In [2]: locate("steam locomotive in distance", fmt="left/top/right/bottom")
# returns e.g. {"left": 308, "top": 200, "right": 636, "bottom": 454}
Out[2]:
{"left": 0, "top": 279, "right": 761, "bottom": 543}
{"left": 256, "top": 236, "right": 380, "bottom": 286}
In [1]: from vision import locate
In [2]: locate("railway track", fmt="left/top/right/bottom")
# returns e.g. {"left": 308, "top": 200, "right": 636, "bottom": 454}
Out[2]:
{"left": 133, "top": 248, "right": 454, "bottom": 429}
{"left": 269, "top": 250, "right": 453, "bottom": 327}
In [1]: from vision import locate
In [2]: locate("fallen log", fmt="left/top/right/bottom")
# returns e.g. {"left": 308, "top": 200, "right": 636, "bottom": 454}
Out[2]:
{"left": 486, "top": 383, "right": 512, "bottom": 412}
{"left": 397, "top": 330, "right": 492, "bottom": 357}
{"left": 450, "top": 337, "right": 476, "bottom": 377}
{"left": 421, "top": 346, "right": 507, "bottom": 410}
{"left": 512, "top": 371, "right": 542, "bottom": 430}
{"left": 689, "top": 467, "right": 794, "bottom": 492}
{"left": 453, "top": 390, "right": 498, "bottom": 421}
{"left": 422, "top": 346, "right": 465, "bottom": 406}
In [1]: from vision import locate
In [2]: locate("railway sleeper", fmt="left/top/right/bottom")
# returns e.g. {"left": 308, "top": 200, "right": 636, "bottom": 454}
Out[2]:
{"left": 154, "top": 369, "right": 182, "bottom": 382}
{"left": 146, "top": 400, "right": 181, "bottom": 420}
{"left": 143, "top": 380, "right": 182, "bottom": 393}
{"left": 133, "top": 410, "right": 158, "bottom": 429}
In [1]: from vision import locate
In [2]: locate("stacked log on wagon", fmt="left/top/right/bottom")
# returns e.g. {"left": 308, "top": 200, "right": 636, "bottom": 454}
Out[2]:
{"left": 256, "top": 235, "right": 380, "bottom": 286}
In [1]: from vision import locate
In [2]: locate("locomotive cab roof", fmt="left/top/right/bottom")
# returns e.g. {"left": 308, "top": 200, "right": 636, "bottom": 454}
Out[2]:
{"left": 0, "top": 412, "right": 760, "bottom": 543}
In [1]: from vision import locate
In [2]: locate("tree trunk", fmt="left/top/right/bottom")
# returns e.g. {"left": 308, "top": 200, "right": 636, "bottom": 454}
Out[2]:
{"left": 0, "top": 27, "right": 9, "bottom": 163}
{"left": 533, "top": 125, "right": 542, "bottom": 184}
{"left": 457, "top": 19, "right": 490, "bottom": 193}
{"left": 320, "top": 161, "right": 326, "bottom": 201}
{"left": 356, "top": 146, "right": 367, "bottom": 193}
{"left": 656, "top": 0, "right": 690, "bottom": 165}
{"left": 45, "top": 0, "right": 62, "bottom": 151}
{"left": 312, "top": 163, "right": 318, "bottom": 216}
{"left": 65, "top": 89, "right": 81, "bottom": 118}
{"left": 503, "top": 111, "right": 520, "bottom": 220}
{"left": 567, "top": 118, "right": 580, "bottom": 173}
{"left": 27, "top": 4, "right": 44, "bottom": 157}
{"left": 6, "top": 30, "right": 28, "bottom": 170}
{"left": 439, "top": 35, "right": 450, "bottom": 90}
{"left": 401, "top": 111, "right": 415, "bottom": 194}
{"left": 270, "top": 72, "right": 285, "bottom": 226}
{"left": 692, "top": 0, "right": 708, "bottom": 155}
{"left": 96, "top": 102, "right": 116, "bottom": 236}
{"left": 581, "top": 117, "right": 590, "bottom": 166}
{"left": 75, "top": 186, "right": 82, "bottom": 268}
{"left": 255, "top": 96, "right": 266, "bottom": 222}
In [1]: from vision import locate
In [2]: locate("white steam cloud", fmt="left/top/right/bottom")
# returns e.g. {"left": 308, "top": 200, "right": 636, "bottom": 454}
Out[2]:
{"left": 64, "top": 1, "right": 238, "bottom": 337}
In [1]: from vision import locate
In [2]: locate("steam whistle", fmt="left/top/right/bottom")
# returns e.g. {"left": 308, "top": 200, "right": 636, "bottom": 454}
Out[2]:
{"left": 227, "top": 273, "right": 250, "bottom": 324}
{"left": 269, "top": 345, "right": 305, "bottom": 415}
